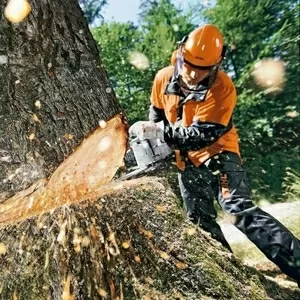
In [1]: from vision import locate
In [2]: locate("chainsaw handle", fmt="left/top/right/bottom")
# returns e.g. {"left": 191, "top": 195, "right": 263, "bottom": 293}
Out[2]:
{"left": 130, "top": 137, "right": 139, "bottom": 144}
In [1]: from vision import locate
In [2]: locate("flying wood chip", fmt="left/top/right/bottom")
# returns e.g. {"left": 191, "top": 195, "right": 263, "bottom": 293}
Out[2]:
{"left": 97, "top": 289, "right": 107, "bottom": 298}
{"left": 0, "top": 243, "right": 7, "bottom": 255}
{"left": 121, "top": 241, "right": 130, "bottom": 249}
{"left": 186, "top": 227, "right": 197, "bottom": 236}
{"left": 159, "top": 251, "right": 169, "bottom": 260}
{"left": 156, "top": 205, "right": 167, "bottom": 212}
{"left": 4, "top": 0, "right": 31, "bottom": 24}
{"left": 134, "top": 255, "right": 141, "bottom": 262}
{"left": 175, "top": 262, "right": 188, "bottom": 269}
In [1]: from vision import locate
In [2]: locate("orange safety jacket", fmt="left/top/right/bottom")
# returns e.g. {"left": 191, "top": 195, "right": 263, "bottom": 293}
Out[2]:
{"left": 150, "top": 65, "right": 240, "bottom": 169}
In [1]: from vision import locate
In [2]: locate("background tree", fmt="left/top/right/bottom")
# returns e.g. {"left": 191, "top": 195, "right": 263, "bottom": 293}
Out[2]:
{"left": 92, "top": 22, "right": 148, "bottom": 122}
{"left": 138, "top": 0, "right": 195, "bottom": 69}
{"left": 93, "top": 0, "right": 194, "bottom": 123}
{"left": 79, "top": 0, "right": 107, "bottom": 25}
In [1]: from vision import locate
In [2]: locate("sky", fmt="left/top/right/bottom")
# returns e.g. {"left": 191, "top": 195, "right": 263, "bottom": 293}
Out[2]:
{"left": 102, "top": 0, "right": 198, "bottom": 24}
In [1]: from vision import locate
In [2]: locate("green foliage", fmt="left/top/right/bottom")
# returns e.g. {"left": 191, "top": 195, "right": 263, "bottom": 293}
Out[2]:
{"left": 139, "top": 0, "right": 195, "bottom": 68}
{"left": 79, "top": 0, "right": 107, "bottom": 25}
{"left": 92, "top": 22, "right": 150, "bottom": 122}
{"left": 92, "top": 0, "right": 194, "bottom": 123}
{"left": 243, "top": 150, "right": 299, "bottom": 202}
{"left": 283, "top": 167, "right": 300, "bottom": 200}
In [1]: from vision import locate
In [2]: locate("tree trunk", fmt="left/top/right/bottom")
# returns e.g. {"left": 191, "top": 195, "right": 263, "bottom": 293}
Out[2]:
{"left": 0, "top": 0, "right": 124, "bottom": 201}
{"left": 0, "top": 177, "right": 299, "bottom": 299}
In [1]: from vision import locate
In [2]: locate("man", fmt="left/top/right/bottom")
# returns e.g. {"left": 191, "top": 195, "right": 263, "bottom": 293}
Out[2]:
{"left": 129, "top": 24, "right": 300, "bottom": 282}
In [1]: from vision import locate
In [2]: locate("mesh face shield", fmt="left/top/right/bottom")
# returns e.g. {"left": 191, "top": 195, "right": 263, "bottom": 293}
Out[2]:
{"left": 174, "top": 45, "right": 220, "bottom": 92}
{"left": 165, "top": 46, "right": 219, "bottom": 101}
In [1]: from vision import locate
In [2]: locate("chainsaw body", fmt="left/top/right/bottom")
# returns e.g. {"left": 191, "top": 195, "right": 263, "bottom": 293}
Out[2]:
{"left": 123, "top": 137, "right": 172, "bottom": 179}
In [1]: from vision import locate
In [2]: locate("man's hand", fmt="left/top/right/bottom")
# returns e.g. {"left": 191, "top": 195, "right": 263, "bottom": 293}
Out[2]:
{"left": 129, "top": 121, "right": 164, "bottom": 141}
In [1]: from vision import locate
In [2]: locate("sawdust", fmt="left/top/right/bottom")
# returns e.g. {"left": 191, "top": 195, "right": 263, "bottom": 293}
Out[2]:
{"left": 0, "top": 115, "right": 128, "bottom": 227}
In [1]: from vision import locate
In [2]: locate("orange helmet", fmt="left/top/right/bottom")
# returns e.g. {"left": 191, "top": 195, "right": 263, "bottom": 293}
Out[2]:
{"left": 182, "top": 24, "right": 225, "bottom": 67}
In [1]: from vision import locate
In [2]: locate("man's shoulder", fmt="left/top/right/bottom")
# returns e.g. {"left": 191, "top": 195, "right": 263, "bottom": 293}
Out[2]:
{"left": 209, "top": 70, "right": 236, "bottom": 103}
{"left": 155, "top": 65, "right": 174, "bottom": 81}
{"left": 217, "top": 70, "right": 235, "bottom": 87}
{"left": 212, "top": 70, "right": 236, "bottom": 95}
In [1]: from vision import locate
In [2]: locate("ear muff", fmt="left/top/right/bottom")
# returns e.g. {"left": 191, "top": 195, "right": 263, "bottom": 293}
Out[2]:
{"left": 221, "top": 45, "right": 227, "bottom": 59}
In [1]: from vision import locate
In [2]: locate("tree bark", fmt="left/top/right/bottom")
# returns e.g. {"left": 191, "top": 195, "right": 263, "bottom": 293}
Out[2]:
{"left": 0, "top": 0, "right": 124, "bottom": 201}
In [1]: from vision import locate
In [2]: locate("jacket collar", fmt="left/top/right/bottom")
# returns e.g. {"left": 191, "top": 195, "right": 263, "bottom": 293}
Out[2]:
{"left": 164, "top": 75, "right": 209, "bottom": 102}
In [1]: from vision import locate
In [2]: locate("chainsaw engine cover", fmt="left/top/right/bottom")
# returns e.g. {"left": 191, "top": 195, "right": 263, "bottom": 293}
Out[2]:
{"left": 125, "top": 138, "right": 172, "bottom": 169}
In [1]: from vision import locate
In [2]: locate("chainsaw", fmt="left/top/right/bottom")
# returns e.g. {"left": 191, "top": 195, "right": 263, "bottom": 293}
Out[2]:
{"left": 120, "top": 137, "right": 173, "bottom": 180}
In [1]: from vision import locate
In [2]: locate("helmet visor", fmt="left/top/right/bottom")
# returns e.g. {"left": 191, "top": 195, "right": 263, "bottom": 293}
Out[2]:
{"left": 174, "top": 46, "right": 217, "bottom": 92}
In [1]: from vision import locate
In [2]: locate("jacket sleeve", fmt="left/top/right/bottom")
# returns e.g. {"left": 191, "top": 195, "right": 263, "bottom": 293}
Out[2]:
{"left": 149, "top": 105, "right": 167, "bottom": 123}
{"left": 164, "top": 119, "right": 233, "bottom": 151}
{"left": 148, "top": 69, "right": 168, "bottom": 123}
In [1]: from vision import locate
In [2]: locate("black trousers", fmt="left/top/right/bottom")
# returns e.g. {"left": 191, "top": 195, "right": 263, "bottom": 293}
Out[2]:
{"left": 178, "top": 151, "right": 300, "bottom": 281}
